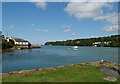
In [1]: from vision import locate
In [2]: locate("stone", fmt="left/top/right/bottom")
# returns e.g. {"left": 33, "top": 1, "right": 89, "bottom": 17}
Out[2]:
{"left": 79, "top": 63, "right": 87, "bottom": 66}
{"left": 112, "top": 66, "right": 119, "bottom": 70}
{"left": 74, "top": 64, "right": 81, "bottom": 67}
{"left": 38, "top": 68, "right": 43, "bottom": 71}
{"left": 118, "top": 65, "right": 120, "bottom": 70}
{"left": 101, "top": 62, "right": 117, "bottom": 67}
{"left": 68, "top": 64, "right": 74, "bottom": 67}
{"left": 44, "top": 67, "right": 56, "bottom": 70}
{"left": 90, "top": 63, "right": 101, "bottom": 66}
{"left": 9, "top": 71, "right": 19, "bottom": 74}
{"left": 19, "top": 70, "right": 32, "bottom": 74}
{"left": 102, "top": 68, "right": 120, "bottom": 77}
{"left": 32, "top": 69, "right": 37, "bottom": 71}
{"left": 9, "top": 54, "right": 14, "bottom": 56}
{"left": 103, "top": 76, "right": 117, "bottom": 81}
{"left": 81, "top": 63, "right": 86, "bottom": 65}
{"left": 58, "top": 66, "right": 64, "bottom": 68}
{"left": 96, "top": 61, "right": 101, "bottom": 63}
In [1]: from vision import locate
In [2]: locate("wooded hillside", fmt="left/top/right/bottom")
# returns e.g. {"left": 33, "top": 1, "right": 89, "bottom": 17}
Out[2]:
{"left": 45, "top": 35, "right": 120, "bottom": 47}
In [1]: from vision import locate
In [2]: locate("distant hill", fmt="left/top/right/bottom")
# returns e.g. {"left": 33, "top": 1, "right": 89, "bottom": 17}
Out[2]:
{"left": 45, "top": 35, "right": 120, "bottom": 47}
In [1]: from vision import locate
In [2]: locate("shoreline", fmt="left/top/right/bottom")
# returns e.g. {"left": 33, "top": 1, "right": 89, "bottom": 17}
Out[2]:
{"left": 2, "top": 45, "right": 119, "bottom": 52}
{"left": 2, "top": 46, "right": 41, "bottom": 53}
{"left": 1, "top": 61, "right": 120, "bottom": 77}
{"left": 45, "top": 45, "right": 120, "bottom": 48}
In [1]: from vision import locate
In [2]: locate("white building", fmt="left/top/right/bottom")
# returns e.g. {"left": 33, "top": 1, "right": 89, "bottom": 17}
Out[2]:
{"left": 77, "top": 41, "right": 80, "bottom": 43}
{"left": 13, "top": 39, "right": 29, "bottom": 47}
{"left": 93, "top": 41, "right": 111, "bottom": 45}
{"left": 93, "top": 42, "right": 102, "bottom": 45}
{"left": 7, "top": 37, "right": 29, "bottom": 47}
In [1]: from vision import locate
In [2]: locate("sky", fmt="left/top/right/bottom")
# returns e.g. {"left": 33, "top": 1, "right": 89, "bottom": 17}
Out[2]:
{"left": 2, "top": 1, "right": 119, "bottom": 45}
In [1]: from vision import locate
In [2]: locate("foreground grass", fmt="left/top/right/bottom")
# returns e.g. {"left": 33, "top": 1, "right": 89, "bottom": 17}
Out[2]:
{"left": 2, "top": 65, "right": 119, "bottom": 82}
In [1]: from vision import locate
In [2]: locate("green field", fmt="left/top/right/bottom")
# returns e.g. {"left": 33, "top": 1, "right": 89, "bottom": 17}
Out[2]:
{"left": 2, "top": 65, "right": 119, "bottom": 82}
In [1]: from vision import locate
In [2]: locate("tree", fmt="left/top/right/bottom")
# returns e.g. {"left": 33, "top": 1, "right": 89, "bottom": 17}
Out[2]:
{"left": 45, "top": 35, "right": 120, "bottom": 47}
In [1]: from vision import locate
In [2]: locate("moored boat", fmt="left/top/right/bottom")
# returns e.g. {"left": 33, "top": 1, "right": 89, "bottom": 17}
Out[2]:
{"left": 73, "top": 46, "right": 78, "bottom": 49}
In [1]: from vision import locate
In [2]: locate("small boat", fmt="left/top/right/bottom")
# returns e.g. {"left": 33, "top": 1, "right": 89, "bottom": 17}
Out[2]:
{"left": 68, "top": 48, "right": 71, "bottom": 50}
{"left": 49, "top": 44, "right": 52, "bottom": 46}
{"left": 17, "top": 48, "right": 21, "bottom": 50}
{"left": 73, "top": 46, "right": 78, "bottom": 49}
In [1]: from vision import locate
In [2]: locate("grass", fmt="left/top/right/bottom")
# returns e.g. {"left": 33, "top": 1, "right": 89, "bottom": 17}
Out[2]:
{"left": 2, "top": 65, "right": 120, "bottom": 82}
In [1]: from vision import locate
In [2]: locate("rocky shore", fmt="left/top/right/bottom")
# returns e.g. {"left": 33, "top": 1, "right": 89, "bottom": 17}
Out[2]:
{"left": 2, "top": 45, "right": 41, "bottom": 53}
{"left": 1, "top": 61, "right": 120, "bottom": 82}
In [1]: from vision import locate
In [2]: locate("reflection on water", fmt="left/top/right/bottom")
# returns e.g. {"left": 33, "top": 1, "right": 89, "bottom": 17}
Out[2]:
{"left": 2, "top": 45, "right": 118, "bottom": 73}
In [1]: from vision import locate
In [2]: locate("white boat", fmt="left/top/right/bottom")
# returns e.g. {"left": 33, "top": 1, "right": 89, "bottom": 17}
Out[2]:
{"left": 74, "top": 49, "right": 77, "bottom": 51}
{"left": 67, "top": 48, "right": 71, "bottom": 50}
{"left": 73, "top": 46, "right": 78, "bottom": 49}
{"left": 17, "top": 48, "right": 21, "bottom": 50}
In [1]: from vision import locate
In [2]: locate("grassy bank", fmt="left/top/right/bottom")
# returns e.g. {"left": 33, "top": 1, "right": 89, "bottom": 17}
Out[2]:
{"left": 2, "top": 65, "right": 119, "bottom": 82}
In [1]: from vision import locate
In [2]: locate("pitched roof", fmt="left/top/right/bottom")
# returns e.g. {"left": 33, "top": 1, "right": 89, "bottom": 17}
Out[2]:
{"left": 14, "top": 38, "right": 28, "bottom": 42}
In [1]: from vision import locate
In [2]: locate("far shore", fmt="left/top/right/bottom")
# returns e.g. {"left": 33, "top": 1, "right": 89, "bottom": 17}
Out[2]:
{"left": 45, "top": 45, "right": 120, "bottom": 48}
{"left": 1, "top": 45, "right": 119, "bottom": 53}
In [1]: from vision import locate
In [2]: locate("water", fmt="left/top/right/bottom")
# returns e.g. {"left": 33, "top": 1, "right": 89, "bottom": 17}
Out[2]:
{"left": 2, "top": 45, "right": 118, "bottom": 73}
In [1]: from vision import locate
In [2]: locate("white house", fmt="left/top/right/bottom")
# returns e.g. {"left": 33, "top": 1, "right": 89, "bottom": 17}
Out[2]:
{"left": 13, "top": 39, "right": 29, "bottom": 47}
{"left": 93, "top": 42, "right": 102, "bottom": 45}
{"left": 77, "top": 41, "right": 80, "bottom": 43}
{"left": 7, "top": 37, "right": 29, "bottom": 47}
{"left": 93, "top": 41, "right": 112, "bottom": 47}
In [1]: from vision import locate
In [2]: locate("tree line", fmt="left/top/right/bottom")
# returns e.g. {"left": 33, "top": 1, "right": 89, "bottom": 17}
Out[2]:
{"left": 45, "top": 35, "right": 120, "bottom": 47}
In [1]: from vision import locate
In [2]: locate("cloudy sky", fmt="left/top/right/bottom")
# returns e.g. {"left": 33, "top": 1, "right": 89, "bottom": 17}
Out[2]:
{"left": 2, "top": 1, "right": 119, "bottom": 45}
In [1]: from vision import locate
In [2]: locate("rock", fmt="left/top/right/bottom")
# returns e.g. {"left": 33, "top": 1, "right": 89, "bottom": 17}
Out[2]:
{"left": 31, "top": 45, "right": 41, "bottom": 48}
{"left": 45, "top": 67, "right": 56, "bottom": 70}
{"left": 58, "top": 66, "right": 64, "bottom": 68}
{"left": 102, "top": 68, "right": 120, "bottom": 77}
{"left": 68, "top": 64, "right": 75, "bottom": 67}
{"left": 81, "top": 63, "right": 86, "bottom": 65}
{"left": 76, "top": 64, "right": 86, "bottom": 67}
{"left": 112, "top": 66, "right": 119, "bottom": 70}
{"left": 118, "top": 65, "right": 120, "bottom": 70}
{"left": 38, "top": 68, "right": 43, "bottom": 71}
{"left": 96, "top": 61, "right": 101, "bottom": 63}
{"left": 90, "top": 62, "right": 101, "bottom": 66}
{"left": 74, "top": 64, "right": 81, "bottom": 67}
{"left": 78, "top": 63, "right": 88, "bottom": 66}
{"left": 31, "top": 69, "right": 37, "bottom": 72}
{"left": 101, "top": 62, "right": 117, "bottom": 67}
{"left": 19, "top": 70, "right": 32, "bottom": 74}
{"left": 103, "top": 76, "right": 117, "bottom": 81}
{"left": 9, "top": 71, "right": 19, "bottom": 74}
{"left": 9, "top": 54, "right": 14, "bottom": 56}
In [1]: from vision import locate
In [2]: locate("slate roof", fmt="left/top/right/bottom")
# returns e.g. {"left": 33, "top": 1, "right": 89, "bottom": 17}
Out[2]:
{"left": 14, "top": 39, "right": 28, "bottom": 42}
